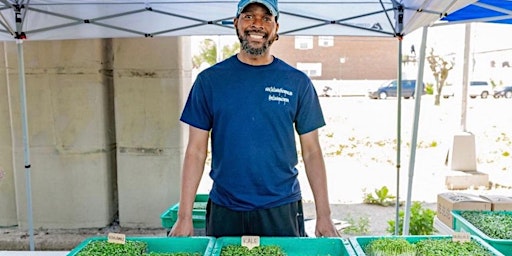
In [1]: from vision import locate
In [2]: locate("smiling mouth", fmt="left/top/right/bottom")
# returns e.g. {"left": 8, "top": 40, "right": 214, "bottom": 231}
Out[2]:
{"left": 249, "top": 34, "right": 264, "bottom": 39}
{"left": 246, "top": 30, "right": 267, "bottom": 40}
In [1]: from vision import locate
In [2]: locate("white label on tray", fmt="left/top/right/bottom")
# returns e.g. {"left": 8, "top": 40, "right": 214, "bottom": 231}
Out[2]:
{"left": 452, "top": 232, "right": 470, "bottom": 242}
{"left": 108, "top": 232, "right": 126, "bottom": 244}
{"left": 241, "top": 235, "right": 260, "bottom": 250}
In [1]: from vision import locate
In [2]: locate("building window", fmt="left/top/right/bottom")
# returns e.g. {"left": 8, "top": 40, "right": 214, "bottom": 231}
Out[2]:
{"left": 318, "top": 36, "right": 334, "bottom": 47}
{"left": 297, "top": 62, "right": 322, "bottom": 77}
{"left": 295, "top": 36, "right": 313, "bottom": 50}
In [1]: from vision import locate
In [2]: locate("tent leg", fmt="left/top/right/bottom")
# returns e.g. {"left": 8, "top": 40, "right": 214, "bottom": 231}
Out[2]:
{"left": 402, "top": 25, "right": 428, "bottom": 235}
{"left": 394, "top": 37, "right": 403, "bottom": 236}
{"left": 17, "top": 39, "right": 35, "bottom": 251}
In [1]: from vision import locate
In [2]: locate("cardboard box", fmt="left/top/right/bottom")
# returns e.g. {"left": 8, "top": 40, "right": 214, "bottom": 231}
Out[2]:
{"left": 437, "top": 192, "right": 492, "bottom": 228}
{"left": 479, "top": 195, "right": 512, "bottom": 211}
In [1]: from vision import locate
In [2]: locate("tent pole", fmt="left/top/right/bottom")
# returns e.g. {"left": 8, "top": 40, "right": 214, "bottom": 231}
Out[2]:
{"left": 16, "top": 38, "right": 35, "bottom": 251}
{"left": 14, "top": 4, "right": 35, "bottom": 250}
{"left": 402, "top": 25, "right": 428, "bottom": 235}
{"left": 394, "top": 37, "right": 402, "bottom": 236}
{"left": 393, "top": 3, "right": 404, "bottom": 236}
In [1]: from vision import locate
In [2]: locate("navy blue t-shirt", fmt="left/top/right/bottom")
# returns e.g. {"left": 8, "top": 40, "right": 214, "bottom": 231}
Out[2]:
{"left": 180, "top": 55, "right": 325, "bottom": 211}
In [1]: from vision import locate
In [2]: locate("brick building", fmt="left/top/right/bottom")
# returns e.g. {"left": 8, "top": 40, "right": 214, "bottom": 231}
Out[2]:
{"left": 270, "top": 35, "right": 399, "bottom": 80}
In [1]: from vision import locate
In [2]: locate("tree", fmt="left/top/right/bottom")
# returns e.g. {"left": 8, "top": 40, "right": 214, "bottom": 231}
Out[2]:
{"left": 192, "top": 39, "right": 240, "bottom": 69}
{"left": 426, "top": 48, "right": 454, "bottom": 106}
{"left": 222, "top": 42, "right": 240, "bottom": 61}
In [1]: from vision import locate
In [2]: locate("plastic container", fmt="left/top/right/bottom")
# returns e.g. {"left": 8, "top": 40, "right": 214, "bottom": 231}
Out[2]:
{"left": 161, "top": 194, "right": 208, "bottom": 235}
{"left": 452, "top": 210, "right": 512, "bottom": 255}
{"left": 67, "top": 236, "right": 215, "bottom": 255}
{"left": 350, "top": 235, "right": 504, "bottom": 256}
{"left": 211, "top": 236, "right": 356, "bottom": 256}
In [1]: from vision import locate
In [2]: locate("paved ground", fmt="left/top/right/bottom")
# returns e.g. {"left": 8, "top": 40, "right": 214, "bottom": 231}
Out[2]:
{"left": 1, "top": 95, "right": 510, "bottom": 252}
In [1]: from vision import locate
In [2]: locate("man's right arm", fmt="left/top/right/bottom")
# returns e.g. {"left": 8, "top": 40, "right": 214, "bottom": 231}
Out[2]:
{"left": 169, "top": 125, "right": 209, "bottom": 236}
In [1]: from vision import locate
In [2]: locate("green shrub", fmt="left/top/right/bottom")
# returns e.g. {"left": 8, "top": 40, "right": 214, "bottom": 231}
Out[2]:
{"left": 387, "top": 201, "right": 435, "bottom": 235}
{"left": 363, "top": 186, "right": 396, "bottom": 206}
{"left": 425, "top": 83, "right": 434, "bottom": 95}
{"left": 342, "top": 215, "right": 370, "bottom": 235}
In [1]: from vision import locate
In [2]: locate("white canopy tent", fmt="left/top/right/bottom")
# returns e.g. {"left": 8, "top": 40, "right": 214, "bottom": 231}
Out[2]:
{"left": 0, "top": 0, "right": 477, "bottom": 249}
{"left": 0, "top": 0, "right": 476, "bottom": 40}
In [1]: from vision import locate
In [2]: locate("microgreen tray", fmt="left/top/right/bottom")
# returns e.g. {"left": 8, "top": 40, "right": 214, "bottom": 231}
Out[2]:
{"left": 452, "top": 210, "right": 512, "bottom": 255}
{"left": 210, "top": 236, "right": 356, "bottom": 256}
{"left": 350, "top": 235, "right": 503, "bottom": 256}
{"left": 67, "top": 236, "right": 215, "bottom": 256}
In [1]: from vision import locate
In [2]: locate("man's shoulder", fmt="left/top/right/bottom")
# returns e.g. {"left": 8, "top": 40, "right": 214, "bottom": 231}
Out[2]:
{"left": 273, "top": 56, "right": 294, "bottom": 69}
{"left": 197, "top": 56, "right": 237, "bottom": 77}
{"left": 273, "top": 57, "right": 309, "bottom": 76}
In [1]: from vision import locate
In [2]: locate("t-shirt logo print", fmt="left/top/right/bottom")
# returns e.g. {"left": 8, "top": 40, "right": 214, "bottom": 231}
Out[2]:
{"left": 265, "top": 86, "right": 292, "bottom": 104}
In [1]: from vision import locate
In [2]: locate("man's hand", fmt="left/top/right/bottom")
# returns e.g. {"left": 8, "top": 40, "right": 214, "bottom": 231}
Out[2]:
{"left": 315, "top": 217, "right": 341, "bottom": 237}
{"left": 168, "top": 218, "right": 194, "bottom": 237}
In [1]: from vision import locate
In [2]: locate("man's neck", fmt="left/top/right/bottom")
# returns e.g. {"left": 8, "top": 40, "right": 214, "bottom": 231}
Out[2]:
{"left": 237, "top": 52, "right": 274, "bottom": 66}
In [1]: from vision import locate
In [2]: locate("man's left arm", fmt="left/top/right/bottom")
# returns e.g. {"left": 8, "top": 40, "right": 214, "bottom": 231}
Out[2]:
{"left": 300, "top": 129, "right": 340, "bottom": 237}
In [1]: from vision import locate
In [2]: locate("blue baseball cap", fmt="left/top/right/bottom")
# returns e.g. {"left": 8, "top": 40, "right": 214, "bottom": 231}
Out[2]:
{"left": 237, "top": 0, "right": 279, "bottom": 19}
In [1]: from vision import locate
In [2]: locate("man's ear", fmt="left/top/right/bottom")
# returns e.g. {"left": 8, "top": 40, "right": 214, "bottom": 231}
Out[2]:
{"left": 234, "top": 18, "right": 239, "bottom": 28}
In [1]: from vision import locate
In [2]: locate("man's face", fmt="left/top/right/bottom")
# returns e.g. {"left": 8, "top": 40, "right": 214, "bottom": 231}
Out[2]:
{"left": 234, "top": 3, "right": 279, "bottom": 56}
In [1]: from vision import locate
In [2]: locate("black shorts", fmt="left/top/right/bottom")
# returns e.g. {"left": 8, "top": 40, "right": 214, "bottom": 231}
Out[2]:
{"left": 205, "top": 199, "right": 306, "bottom": 237}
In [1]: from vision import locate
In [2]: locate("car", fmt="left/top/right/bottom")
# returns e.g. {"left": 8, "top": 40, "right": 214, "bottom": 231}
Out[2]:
{"left": 368, "top": 79, "right": 425, "bottom": 99}
{"left": 468, "top": 81, "right": 492, "bottom": 99}
{"left": 493, "top": 85, "right": 512, "bottom": 98}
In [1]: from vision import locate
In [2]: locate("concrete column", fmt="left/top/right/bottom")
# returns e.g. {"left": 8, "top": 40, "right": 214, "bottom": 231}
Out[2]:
{"left": 450, "top": 132, "right": 477, "bottom": 171}
{"left": 10, "top": 39, "right": 116, "bottom": 228}
{"left": 113, "top": 37, "right": 191, "bottom": 227}
{"left": 0, "top": 42, "right": 17, "bottom": 226}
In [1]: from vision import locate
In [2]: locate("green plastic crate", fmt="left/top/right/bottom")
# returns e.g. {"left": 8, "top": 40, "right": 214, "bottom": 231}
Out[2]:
{"left": 211, "top": 236, "right": 357, "bottom": 256}
{"left": 161, "top": 194, "right": 209, "bottom": 230}
{"left": 452, "top": 210, "right": 512, "bottom": 255}
{"left": 350, "top": 235, "right": 504, "bottom": 256}
{"left": 67, "top": 236, "right": 215, "bottom": 256}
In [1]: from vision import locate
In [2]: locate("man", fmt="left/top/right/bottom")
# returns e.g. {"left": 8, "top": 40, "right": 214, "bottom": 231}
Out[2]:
{"left": 170, "top": 0, "right": 339, "bottom": 237}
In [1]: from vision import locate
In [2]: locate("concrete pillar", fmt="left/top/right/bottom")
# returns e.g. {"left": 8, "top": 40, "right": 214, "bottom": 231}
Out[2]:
{"left": 450, "top": 132, "right": 477, "bottom": 171}
{"left": 113, "top": 37, "right": 191, "bottom": 227}
{"left": 10, "top": 39, "right": 116, "bottom": 228}
{"left": 0, "top": 42, "right": 18, "bottom": 226}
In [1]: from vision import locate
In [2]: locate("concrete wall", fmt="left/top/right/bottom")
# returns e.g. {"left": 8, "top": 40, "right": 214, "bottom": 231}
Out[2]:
{"left": 113, "top": 37, "right": 191, "bottom": 227}
{"left": 8, "top": 39, "right": 117, "bottom": 229}
{"left": 0, "top": 37, "right": 191, "bottom": 229}
{"left": 0, "top": 42, "right": 17, "bottom": 226}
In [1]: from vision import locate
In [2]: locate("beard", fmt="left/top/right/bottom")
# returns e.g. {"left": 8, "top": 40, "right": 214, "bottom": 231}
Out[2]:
{"left": 236, "top": 29, "right": 276, "bottom": 56}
